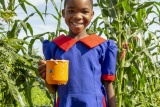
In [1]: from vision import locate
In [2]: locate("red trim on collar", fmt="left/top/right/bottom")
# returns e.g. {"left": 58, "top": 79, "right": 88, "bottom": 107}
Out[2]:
{"left": 53, "top": 34, "right": 77, "bottom": 51}
{"left": 53, "top": 34, "right": 106, "bottom": 51}
{"left": 80, "top": 34, "right": 106, "bottom": 48}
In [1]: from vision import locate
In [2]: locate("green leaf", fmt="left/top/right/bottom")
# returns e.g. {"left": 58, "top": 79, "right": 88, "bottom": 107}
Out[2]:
{"left": 148, "top": 31, "right": 159, "bottom": 46}
{"left": 122, "top": 0, "right": 131, "bottom": 13}
{"left": 24, "top": 1, "right": 45, "bottom": 23}
{"left": 93, "top": 3, "right": 99, "bottom": 7}
{"left": 50, "top": 0, "right": 59, "bottom": 15}
{"left": 28, "top": 39, "right": 35, "bottom": 55}
{"left": 125, "top": 50, "right": 143, "bottom": 67}
{"left": 33, "top": 32, "right": 50, "bottom": 39}
{"left": 18, "top": 54, "right": 31, "bottom": 66}
{"left": 2, "top": 72, "right": 25, "bottom": 106}
{"left": 51, "top": 14, "right": 58, "bottom": 20}
{"left": 45, "top": 0, "right": 48, "bottom": 17}
{"left": 131, "top": 66, "right": 139, "bottom": 74}
{"left": 7, "top": 0, "right": 15, "bottom": 10}
{"left": 142, "top": 49, "right": 156, "bottom": 67}
{"left": 154, "top": 4, "right": 160, "bottom": 14}
{"left": 136, "top": 2, "right": 157, "bottom": 11}
{"left": 28, "top": 32, "right": 50, "bottom": 55}
{"left": 136, "top": 9, "right": 145, "bottom": 27}
{"left": 7, "top": 20, "right": 18, "bottom": 38}
{"left": 23, "top": 12, "right": 36, "bottom": 22}
{"left": 145, "top": 33, "right": 152, "bottom": 47}
{"left": 26, "top": 23, "right": 33, "bottom": 36}
{"left": 19, "top": 20, "right": 28, "bottom": 35}
{"left": 59, "top": 28, "right": 68, "bottom": 35}
{"left": 146, "top": 6, "right": 153, "bottom": 15}
{"left": 0, "top": 0, "right": 6, "bottom": 10}
{"left": 18, "top": 0, "right": 28, "bottom": 14}
{"left": 23, "top": 78, "right": 33, "bottom": 106}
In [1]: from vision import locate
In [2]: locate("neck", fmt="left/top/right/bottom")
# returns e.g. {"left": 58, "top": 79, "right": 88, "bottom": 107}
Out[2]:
{"left": 68, "top": 30, "right": 89, "bottom": 40}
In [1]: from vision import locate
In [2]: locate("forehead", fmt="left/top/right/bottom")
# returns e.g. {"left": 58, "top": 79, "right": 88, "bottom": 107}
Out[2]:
{"left": 64, "top": 0, "right": 92, "bottom": 8}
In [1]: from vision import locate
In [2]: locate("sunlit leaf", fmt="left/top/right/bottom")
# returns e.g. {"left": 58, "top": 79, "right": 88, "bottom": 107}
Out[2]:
{"left": 122, "top": 0, "right": 132, "bottom": 13}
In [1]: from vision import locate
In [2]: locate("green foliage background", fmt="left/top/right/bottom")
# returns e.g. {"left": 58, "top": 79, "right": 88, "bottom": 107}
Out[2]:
{"left": 0, "top": 0, "right": 160, "bottom": 107}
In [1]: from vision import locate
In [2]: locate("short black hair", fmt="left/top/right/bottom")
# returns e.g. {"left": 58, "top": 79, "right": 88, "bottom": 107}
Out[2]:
{"left": 64, "top": 0, "right": 93, "bottom": 8}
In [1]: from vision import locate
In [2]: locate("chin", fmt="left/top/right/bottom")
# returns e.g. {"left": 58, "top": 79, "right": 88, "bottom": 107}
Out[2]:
{"left": 72, "top": 32, "right": 81, "bottom": 35}
{"left": 71, "top": 30, "right": 83, "bottom": 35}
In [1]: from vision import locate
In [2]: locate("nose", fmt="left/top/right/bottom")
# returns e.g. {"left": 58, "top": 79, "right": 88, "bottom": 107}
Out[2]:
{"left": 73, "top": 13, "right": 82, "bottom": 20}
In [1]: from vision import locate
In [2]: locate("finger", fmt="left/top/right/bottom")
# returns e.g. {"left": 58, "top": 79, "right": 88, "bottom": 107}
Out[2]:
{"left": 41, "top": 72, "right": 46, "bottom": 79}
{"left": 38, "top": 68, "right": 46, "bottom": 76}
{"left": 38, "top": 60, "right": 46, "bottom": 66}
{"left": 38, "top": 64, "right": 46, "bottom": 72}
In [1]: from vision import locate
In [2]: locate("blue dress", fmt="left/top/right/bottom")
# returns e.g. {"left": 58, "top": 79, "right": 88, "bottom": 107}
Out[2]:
{"left": 43, "top": 34, "right": 118, "bottom": 107}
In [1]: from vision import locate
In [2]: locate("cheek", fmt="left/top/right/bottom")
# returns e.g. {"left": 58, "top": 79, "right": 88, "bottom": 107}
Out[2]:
{"left": 65, "top": 17, "right": 70, "bottom": 25}
{"left": 85, "top": 17, "right": 92, "bottom": 24}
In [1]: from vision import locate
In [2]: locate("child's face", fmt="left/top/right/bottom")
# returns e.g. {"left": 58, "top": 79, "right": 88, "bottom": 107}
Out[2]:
{"left": 62, "top": 0, "right": 94, "bottom": 35}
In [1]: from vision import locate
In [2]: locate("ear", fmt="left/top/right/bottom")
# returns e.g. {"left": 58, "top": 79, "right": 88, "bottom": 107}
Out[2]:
{"left": 62, "top": 9, "right": 65, "bottom": 18}
{"left": 91, "top": 11, "right": 94, "bottom": 19}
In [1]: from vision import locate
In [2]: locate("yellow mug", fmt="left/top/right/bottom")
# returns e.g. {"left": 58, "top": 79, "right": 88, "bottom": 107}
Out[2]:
{"left": 46, "top": 60, "right": 69, "bottom": 84}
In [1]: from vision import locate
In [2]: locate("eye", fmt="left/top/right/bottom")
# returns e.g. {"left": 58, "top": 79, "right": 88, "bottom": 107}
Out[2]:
{"left": 68, "top": 10, "right": 74, "bottom": 13}
{"left": 82, "top": 11, "right": 89, "bottom": 14}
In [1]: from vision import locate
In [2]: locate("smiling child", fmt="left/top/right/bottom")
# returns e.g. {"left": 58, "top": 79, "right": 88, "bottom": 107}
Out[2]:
{"left": 38, "top": 0, "right": 118, "bottom": 107}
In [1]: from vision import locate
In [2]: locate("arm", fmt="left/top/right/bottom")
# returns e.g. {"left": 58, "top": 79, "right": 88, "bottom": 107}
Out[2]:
{"left": 101, "top": 40, "right": 118, "bottom": 106}
{"left": 103, "top": 81, "right": 116, "bottom": 107}
{"left": 38, "top": 60, "right": 56, "bottom": 94}
{"left": 45, "top": 80, "right": 56, "bottom": 94}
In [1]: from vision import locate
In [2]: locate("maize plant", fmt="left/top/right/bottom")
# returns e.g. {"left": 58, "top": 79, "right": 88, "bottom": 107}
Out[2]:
{"left": 95, "top": 0, "right": 160, "bottom": 106}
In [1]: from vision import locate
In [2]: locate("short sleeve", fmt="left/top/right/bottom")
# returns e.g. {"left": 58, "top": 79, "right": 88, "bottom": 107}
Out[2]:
{"left": 43, "top": 40, "right": 52, "bottom": 60}
{"left": 100, "top": 40, "right": 118, "bottom": 81}
{"left": 43, "top": 40, "right": 58, "bottom": 60}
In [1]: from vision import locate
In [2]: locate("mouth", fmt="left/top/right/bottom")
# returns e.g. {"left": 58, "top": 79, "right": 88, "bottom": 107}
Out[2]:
{"left": 71, "top": 22, "right": 84, "bottom": 26}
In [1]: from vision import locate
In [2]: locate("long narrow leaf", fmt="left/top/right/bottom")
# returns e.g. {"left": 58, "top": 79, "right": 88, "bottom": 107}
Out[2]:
{"left": 50, "top": 0, "right": 59, "bottom": 14}
{"left": 45, "top": 0, "right": 48, "bottom": 17}
{"left": 24, "top": 1, "right": 45, "bottom": 23}
{"left": 26, "top": 23, "right": 33, "bottom": 36}
{"left": 18, "top": 0, "right": 28, "bottom": 14}
{"left": 23, "top": 12, "right": 36, "bottom": 22}
{"left": 136, "top": 2, "right": 157, "bottom": 11}
{"left": 28, "top": 39, "right": 35, "bottom": 55}
{"left": 19, "top": 20, "right": 28, "bottom": 35}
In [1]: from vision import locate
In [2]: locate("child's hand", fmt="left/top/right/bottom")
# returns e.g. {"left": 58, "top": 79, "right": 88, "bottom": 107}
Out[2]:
{"left": 38, "top": 60, "right": 46, "bottom": 80}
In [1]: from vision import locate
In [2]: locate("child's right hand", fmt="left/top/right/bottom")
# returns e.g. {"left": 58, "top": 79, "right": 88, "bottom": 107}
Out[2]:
{"left": 38, "top": 60, "right": 46, "bottom": 80}
{"left": 38, "top": 60, "right": 56, "bottom": 94}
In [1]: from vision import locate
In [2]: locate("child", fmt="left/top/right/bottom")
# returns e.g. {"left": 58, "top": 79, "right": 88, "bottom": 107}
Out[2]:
{"left": 38, "top": 0, "right": 118, "bottom": 107}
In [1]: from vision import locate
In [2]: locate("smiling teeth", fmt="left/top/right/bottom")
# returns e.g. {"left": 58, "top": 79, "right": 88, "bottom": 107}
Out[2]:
{"left": 72, "top": 22, "right": 82, "bottom": 26}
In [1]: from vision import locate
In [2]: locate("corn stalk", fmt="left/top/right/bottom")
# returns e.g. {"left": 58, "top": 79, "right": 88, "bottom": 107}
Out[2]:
{"left": 96, "top": 0, "right": 160, "bottom": 106}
